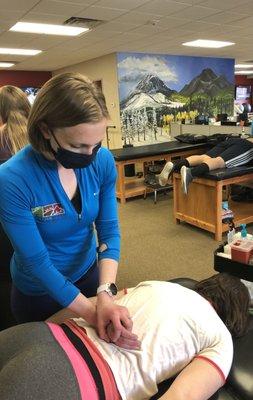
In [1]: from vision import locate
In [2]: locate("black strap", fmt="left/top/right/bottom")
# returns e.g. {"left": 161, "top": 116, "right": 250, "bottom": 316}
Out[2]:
{"left": 61, "top": 323, "right": 106, "bottom": 400}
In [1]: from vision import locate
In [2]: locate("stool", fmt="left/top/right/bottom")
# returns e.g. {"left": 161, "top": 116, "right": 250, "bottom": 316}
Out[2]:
{"left": 144, "top": 183, "right": 172, "bottom": 204}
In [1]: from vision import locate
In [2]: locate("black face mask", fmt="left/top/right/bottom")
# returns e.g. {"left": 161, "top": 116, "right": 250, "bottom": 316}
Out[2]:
{"left": 50, "top": 131, "right": 101, "bottom": 169}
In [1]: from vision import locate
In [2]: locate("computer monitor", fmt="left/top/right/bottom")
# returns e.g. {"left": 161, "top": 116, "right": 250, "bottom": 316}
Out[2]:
{"left": 235, "top": 85, "right": 251, "bottom": 102}
{"left": 21, "top": 87, "right": 40, "bottom": 104}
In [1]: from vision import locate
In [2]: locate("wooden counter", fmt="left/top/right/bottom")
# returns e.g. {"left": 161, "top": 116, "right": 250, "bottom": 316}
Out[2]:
{"left": 111, "top": 141, "right": 207, "bottom": 203}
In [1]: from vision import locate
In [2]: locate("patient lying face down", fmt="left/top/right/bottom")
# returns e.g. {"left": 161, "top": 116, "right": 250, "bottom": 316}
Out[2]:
{"left": 0, "top": 273, "right": 250, "bottom": 400}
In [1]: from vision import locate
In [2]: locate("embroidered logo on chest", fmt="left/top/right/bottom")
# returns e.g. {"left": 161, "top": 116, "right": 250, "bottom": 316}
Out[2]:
{"left": 31, "top": 203, "right": 65, "bottom": 218}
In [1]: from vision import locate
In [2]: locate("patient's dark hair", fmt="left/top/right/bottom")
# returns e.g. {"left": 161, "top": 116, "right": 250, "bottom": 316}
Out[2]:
{"left": 195, "top": 273, "right": 250, "bottom": 337}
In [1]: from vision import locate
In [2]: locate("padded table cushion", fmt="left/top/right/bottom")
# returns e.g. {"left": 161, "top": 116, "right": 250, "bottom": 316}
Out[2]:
{"left": 204, "top": 165, "right": 253, "bottom": 181}
{"left": 228, "top": 317, "right": 253, "bottom": 400}
{"left": 111, "top": 141, "right": 207, "bottom": 161}
{"left": 152, "top": 278, "right": 253, "bottom": 400}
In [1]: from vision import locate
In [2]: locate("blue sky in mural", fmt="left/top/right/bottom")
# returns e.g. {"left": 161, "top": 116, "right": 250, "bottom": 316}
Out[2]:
{"left": 117, "top": 52, "right": 234, "bottom": 101}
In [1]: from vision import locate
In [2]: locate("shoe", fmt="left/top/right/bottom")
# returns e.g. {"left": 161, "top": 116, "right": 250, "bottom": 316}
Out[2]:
{"left": 158, "top": 161, "right": 174, "bottom": 186}
{"left": 181, "top": 166, "right": 193, "bottom": 195}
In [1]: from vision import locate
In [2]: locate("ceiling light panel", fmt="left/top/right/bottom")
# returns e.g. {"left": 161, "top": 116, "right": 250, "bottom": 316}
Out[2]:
{"left": 10, "top": 22, "right": 88, "bottom": 36}
{"left": 0, "top": 62, "right": 14, "bottom": 67}
{"left": 234, "top": 70, "right": 253, "bottom": 74}
{"left": 235, "top": 64, "right": 253, "bottom": 68}
{"left": 0, "top": 48, "right": 41, "bottom": 55}
{"left": 182, "top": 39, "right": 235, "bottom": 48}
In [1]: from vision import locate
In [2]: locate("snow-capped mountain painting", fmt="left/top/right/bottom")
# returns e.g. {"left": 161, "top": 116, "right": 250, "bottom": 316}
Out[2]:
{"left": 117, "top": 52, "right": 234, "bottom": 146}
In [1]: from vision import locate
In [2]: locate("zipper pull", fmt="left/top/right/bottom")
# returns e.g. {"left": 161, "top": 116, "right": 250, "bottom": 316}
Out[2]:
{"left": 78, "top": 213, "right": 82, "bottom": 221}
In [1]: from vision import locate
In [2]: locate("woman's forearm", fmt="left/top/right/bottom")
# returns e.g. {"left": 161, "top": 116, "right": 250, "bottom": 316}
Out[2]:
{"left": 47, "top": 288, "right": 126, "bottom": 324}
{"left": 98, "top": 258, "right": 118, "bottom": 285}
{"left": 159, "top": 358, "right": 224, "bottom": 400}
{"left": 67, "top": 293, "right": 97, "bottom": 325}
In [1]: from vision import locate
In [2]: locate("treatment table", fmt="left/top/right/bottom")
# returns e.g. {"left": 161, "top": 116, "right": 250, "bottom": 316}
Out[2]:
{"left": 173, "top": 165, "right": 253, "bottom": 241}
{"left": 111, "top": 141, "right": 207, "bottom": 203}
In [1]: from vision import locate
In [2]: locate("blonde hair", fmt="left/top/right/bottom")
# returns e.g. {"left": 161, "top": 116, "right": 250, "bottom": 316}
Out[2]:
{"left": 0, "top": 85, "right": 30, "bottom": 155}
{"left": 28, "top": 72, "right": 109, "bottom": 156}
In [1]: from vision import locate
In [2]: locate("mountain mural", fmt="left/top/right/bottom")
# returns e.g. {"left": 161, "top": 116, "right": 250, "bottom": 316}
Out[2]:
{"left": 180, "top": 68, "right": 233, "bottom": 97}
{"left": 120, "top": 68, "right": 234, "bottom": 112}
{"left": 121, "top": 74, "right": 180, "bottom": 111}
{"left": 117, "top": 52, "right": 234, "bottom": 146}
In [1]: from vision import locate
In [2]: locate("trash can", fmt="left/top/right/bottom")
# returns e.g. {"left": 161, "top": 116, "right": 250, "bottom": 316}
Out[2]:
{"left": 123, "top": 144, "right": 135, "bottom": 177}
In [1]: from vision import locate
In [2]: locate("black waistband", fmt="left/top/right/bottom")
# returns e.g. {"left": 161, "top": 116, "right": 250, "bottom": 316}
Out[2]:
{"left": 61, "top": 323, "right": 105, "bottom": 400}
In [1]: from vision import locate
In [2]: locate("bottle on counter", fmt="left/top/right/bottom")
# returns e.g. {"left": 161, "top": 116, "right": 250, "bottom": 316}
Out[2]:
{"left": 241, "top": 224, "right": 248, "bottom": 239}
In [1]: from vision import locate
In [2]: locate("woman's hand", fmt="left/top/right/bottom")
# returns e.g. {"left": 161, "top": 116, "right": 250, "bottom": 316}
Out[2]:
{"left": 106, "top": 322, "right": 141, "bottom": 350}
{"left": 96, "top": 292, "right": 140, "bottom": 349}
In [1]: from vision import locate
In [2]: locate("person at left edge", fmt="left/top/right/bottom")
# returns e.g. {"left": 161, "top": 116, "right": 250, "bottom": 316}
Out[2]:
{"left": 0, "top": 72, "right": 138, "bottom": 349}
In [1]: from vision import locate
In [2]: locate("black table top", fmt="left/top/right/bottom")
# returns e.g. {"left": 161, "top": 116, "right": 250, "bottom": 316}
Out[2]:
{"left": 110, "top": 141, "right": 207, "bottom": 161}
{"left": 205, "top": 165, "right": 253, "bottom": 180}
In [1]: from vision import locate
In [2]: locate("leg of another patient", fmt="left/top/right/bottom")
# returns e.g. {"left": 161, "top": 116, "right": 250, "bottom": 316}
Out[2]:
{"left": 186, "top": 154, "right": 225, "bottom": 169}
{"left": 0, "top": 323, "right": 81, "bottom": 400}
{"left": 180, "top": 156, "right": 225, "bottom": 194}
{"left": 189, "top": 156, "right": 225, "bottom": 177}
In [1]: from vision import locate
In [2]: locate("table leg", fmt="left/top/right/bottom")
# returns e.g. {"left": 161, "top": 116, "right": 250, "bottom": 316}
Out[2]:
{"left": 117, "top": 163, "right": 126, "bottom": 204}
{"left": 215, "top": 182, "right": 223, "bottom": 241}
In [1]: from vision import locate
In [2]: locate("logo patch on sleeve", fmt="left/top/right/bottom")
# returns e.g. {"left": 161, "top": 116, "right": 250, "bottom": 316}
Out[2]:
{"left": 31, "top": 203, "right": 65, "bottom": 218}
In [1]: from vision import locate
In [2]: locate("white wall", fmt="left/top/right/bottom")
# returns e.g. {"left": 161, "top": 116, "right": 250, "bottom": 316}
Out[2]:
{"left": 54, "top": 53, "right": 122, "bottom": 149}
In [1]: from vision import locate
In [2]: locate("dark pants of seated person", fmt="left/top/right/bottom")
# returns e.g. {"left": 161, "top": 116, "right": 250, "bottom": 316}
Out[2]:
{"left": 0, "top": 322, "right": 82, "bottom": 400}
{"left": 174, "top": 138, "right": 253, "bottom": 177}
{"left": 11, "top": 260, "right": 99, "bottom": 323}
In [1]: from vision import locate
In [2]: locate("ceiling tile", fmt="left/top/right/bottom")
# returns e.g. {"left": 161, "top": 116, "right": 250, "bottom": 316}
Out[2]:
{"left": 1, "top": 0, "right": 253, "bottom": 70}
{"left": 233, "top": 15, "right": 253, "bottom": 27}
{"left": 178, "top": 20, "right": 220, "bottom": 32}
{"left": 20, "top": 12, "right": 68, "bottom": 24}
{"left": 197, "top": 0, "right": 251, "bottom": 9}
{"left": 0, "top": 0, "right": 38, "bottom": 11}
{"left": 156, "top": 15, "right": 191, "bottom": 27}
{"left": 129, "top": 23, "right": 172, "bottom": 36}
{"left": 30, "top": 0, "right": 87, "bottom": 16}
{"left": 21, "top": 35, "right": 68, "bottom": 50}
{"left": 54, "top": 0, "right": 97, "bottom": 4}
{"left": 92, "top": 0, "right": 150, "bottom": 10}
{"left": 0, "top": 10, "right": 25, "bottom": 20}
{"left": 113, "top": 11, "right": 162, "bottom": 25}
{"left": 0, "top": 31, "right": 40, "bottom": 46}
{"left": 92, "top": 21, "right": 139, "bottom": 32}
{"left": 134, "top": 0, "right": 190, "bottom": 16}
{"left": 170, "top": 5, "right": 221, "bottom": 19}
{"left": 229, "top": 1, "right": 253, "bottom": 14}
{"left": 201, "top": 11, "right": 248, "bottom": 24}
{"left": 77, "top": 5, "right": 128, "bottom": 20}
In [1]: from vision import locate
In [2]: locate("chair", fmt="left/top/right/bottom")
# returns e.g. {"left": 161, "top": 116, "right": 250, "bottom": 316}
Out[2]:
{"left": 144, "top": 181, "right": 172, "bottom": 204}
{"left": 144, "top": 164, "right": 172, "bottom": 204}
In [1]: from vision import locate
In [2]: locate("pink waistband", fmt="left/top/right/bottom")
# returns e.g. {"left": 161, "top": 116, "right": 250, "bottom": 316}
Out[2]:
{"left": 46, "top": 321, "right": 120, "bottom": 400}
{"left": 47, "top": 322, "right": 98, "bottom": 399}
{"left": 64, "top": 319, "right": 121, "bottom": 400}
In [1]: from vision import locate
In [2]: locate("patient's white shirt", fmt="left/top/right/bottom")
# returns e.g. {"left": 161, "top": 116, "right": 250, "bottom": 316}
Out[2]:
{"left": 74, "top": 281, "right": 233, "bottom": 400}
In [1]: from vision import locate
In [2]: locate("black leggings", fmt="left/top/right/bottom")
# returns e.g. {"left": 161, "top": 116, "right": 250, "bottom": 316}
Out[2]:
{"left": 11, "top": 260, "right": 99, "bottom": 323}
{"left": 0, "top": 322, "right": 81, "bottom": 400}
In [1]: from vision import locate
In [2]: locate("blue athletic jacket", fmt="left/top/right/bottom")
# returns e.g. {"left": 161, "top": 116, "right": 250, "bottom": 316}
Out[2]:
{"left": 0, "top": 145, "right": 120, "bottom": 306}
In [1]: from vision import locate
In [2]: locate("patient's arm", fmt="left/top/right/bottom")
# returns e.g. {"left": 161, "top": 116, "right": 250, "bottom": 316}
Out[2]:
{"left": 159, "top": 358, "right": 224, "bottom": 400}
{"left": 46, "top": 289, "right": 126, "bottom": 324}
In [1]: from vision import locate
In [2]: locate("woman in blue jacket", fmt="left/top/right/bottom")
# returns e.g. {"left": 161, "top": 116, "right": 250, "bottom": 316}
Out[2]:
{"left": 0, "top": 72, "right": 136, "bottom": 348}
